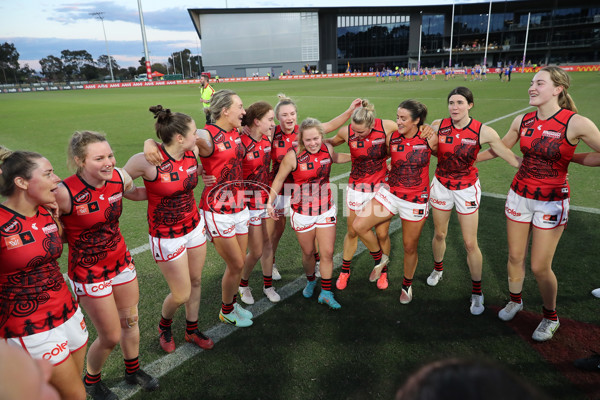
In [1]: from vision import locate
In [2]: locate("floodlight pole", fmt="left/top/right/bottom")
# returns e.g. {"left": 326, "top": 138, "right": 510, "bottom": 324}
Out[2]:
{"left": 90, "top": 12, "right": 114, "bottom": 82}
{"left": 449, "top": 2, "right": 455, "bottom": 68}
{"left": 483, "top": 0, "right": 492, "bottom": 67}
{"left": 137, "top": 0, "right": 152, "bottom": 79}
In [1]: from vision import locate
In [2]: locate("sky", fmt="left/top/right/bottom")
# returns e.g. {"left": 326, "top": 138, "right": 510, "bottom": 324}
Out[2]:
{"left": 1, "top": 0, "right": 504, "bottom": 71}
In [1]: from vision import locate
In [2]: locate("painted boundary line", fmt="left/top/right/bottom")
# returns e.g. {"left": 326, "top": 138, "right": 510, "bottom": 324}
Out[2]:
{"left": 114, "top": 108, "right": 598, "bottom": 398}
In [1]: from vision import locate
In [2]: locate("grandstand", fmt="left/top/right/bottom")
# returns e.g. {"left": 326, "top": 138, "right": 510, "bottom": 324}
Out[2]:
{"left": 188, "top": 0, "right": 600, "bottom": 77}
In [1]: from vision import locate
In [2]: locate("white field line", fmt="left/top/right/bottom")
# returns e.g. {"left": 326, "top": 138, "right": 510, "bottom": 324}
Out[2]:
{"left": 114, "top": 109, "right": 598, "bottom": 398}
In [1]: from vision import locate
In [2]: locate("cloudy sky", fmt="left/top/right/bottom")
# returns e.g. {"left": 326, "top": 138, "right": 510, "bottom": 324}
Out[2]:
{"left": 1, "top": 0, "right": 501, "bottom": 71}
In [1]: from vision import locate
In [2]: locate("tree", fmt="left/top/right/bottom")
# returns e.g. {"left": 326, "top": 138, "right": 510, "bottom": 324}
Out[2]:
{"left": 60, "top": 49, "right": 94, "bottom": 80}
{"left": 39, "top": 55, "right": 64, "bottom": 81}
{"left": 169, "top": 49, "right": 200, "bottom": 78}
{"left": 97, "top": 54, "right": 120, "bottom": 75}
{"left": 0, "top": 42, "right": 20, "bottom": 84}
{"left": 151, "top": 63, "right": 166, "bottom": 74}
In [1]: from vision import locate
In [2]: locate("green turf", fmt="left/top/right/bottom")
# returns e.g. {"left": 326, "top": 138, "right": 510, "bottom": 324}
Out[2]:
{"left": 1, "top": 72, "right": 598, "bottom": 399}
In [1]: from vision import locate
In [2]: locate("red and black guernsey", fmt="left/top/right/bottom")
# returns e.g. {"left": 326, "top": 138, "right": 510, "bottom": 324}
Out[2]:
{"left": 144, "top": 145, "right": 200, "bottom": 238}
{"left": 270, "top": 125, "right": 298, "bottom": 193}
{"left": 61, "top": 170, "right": 131, "bottom": 284}
{"left": 348, "top": 119, "right": 388, "bottom": 192}
{"left": 388, "top": 131, "right": 432, "bottom": 204}
{"left": 435, "top": 117, "right": 482, "bottom": 190}
{"left": 199, "top": 124, "right": 245, "bottom": 214}
{"left": 290, "top": 144, "right": 333, "bottom": 215}
{"left": 511, "top": 109, "right": 577, "bottom": 201}
{"left": 0, "top": 205, "right": 77, "bottom": 338}
{"left": 241, "top": 132, "right": 272, "bottom": 210}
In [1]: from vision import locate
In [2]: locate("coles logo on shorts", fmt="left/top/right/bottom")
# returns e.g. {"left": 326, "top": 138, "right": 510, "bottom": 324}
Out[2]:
{"left": 167, "top": 245, "right": 186, "bottom": 260}
{"left": 430, "top": 198, "right": 446, "bottom": 206}
{"left": 43, "top": 341, "right": 68, "bottom": 361}
{"left": 222, "top": 224, "right": 236, "bottom": 235}
{"left": 505, "top": 207, "right": 521, "bottom": 217}
{"left": 543, "top": 214, "right": 558, "bottom": 222}
{"left": 91, "top": 281, "right": 112, "bottom": 293}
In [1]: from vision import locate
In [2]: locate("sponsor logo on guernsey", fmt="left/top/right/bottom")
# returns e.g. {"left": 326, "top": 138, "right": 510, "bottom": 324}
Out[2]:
{"left": 439, "top": 126, "right": 452, "bottom": 135}
{"left": 99, "top": 194, "right": 104, "bottom": 200}
{"left": 542, "top": 130, "right": 561, "bottom": 139}
{"left": 264, "top": 146, "right": 271, "bottom": 153}
{"left": 372, "top": 138, "right": 386, "bottom": 145}
{"left": 42, "top": 224, "right": 58, "bottom": 235}
{"left": 108, "top": 193, "right": 122, "bottom": 204}
{"left": 299, "top": 163, "right": 308, "bottom": 171}
{"left": 320, "top": 158, "right": 331, "bottom": 165}
{"left": 43, "top": 341, "right": 69, "bottom": 361}
{"left": 234, "top": 137, "right": 241, "bottom": 144}
{"left": 413, "top": 144, "right": 427, "bottom": 150}
{"left": 2, "top": 219, "right": 20, "bottom": 234}
{"left": 461, "top": 138, "right": 477, "bottom": 146}
{"left": 9, "top": 232, "right": 35, "bottom": 248}
{"left": 522, "top": 117, "right": 535, "bottom": 127}
{"left": 186, "top": 165, "right": 197, "bottom": 175}
{"left": 505, "top": 207, "right": 521, "bottom": 217}
{"left": 298, "top": 153, "right": 310, "bottom": 163}
{"left": 31, "top": 223, "right": 38, "bottom": 230}
{"left": 74, "top": 190, "right": 91, "bottom": 204}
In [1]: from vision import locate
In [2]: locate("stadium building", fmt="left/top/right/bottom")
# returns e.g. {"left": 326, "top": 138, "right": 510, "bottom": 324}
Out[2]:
{"left": 188, "top": 0, "right": 600, "bottom": 78}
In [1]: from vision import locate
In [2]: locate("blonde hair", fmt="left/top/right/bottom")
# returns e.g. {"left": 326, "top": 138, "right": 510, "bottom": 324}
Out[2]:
{"left": 208, "top": 89, "right": 237, "bottom": 122}
{"left": 297, "top": 118, "right": 324, "bottom": 153}
{"left": 540, "top": 66, "right": 577, "bottom": 113}
{"left": 351, "top": 99, "right": 376, "bottom": 128}
{"left": 274, "top": 94, "right": 297, "bottom": 120}
{"left": 67, "top": 131, "right": 107, "bottom": 173}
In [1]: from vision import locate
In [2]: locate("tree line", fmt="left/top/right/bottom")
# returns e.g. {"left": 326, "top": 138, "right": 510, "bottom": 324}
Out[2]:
{"left": 0, "top": 42, "right": 203, "bottom": 84}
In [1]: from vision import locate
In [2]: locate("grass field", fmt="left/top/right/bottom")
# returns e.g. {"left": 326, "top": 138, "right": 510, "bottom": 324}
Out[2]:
{"left": 1, "top": 72, "right": 599, "bottom": 399}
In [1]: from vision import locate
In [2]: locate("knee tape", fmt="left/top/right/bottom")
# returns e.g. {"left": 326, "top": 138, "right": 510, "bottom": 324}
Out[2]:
{"left": 119, "top": 305, "right": 139, "bottom": 328}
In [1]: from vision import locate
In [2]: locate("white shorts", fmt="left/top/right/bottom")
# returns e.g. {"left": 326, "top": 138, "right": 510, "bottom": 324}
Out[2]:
{"left": 248, "top": 208, "right": 268, "bottom": 226}
{"left": 375, "top": 186, "right": 429, "bottom": 222}
{"left": 346, "top": 186, "right": 377, "bottom": 212}
{"left": 70, "top": 262, "right": 137, "bottom": 299}
{"left": 505, "top": 189, "right": 569, "bottom": 229}
{"left": 429, "top": 177, "right": 481, "bottom": 215}
{"left": 149, "top": 219, "right": 207, "bottom": 262}
{"left": 290, "top": 205, "right": 337, "bottom": 232}
{"left": 272, "top": 194, "right": 292, "bottom": 218}
{"left": 202, "top": 208, "right": 249, "bottom": 240}
{"left": 6, "top": 308, "right": 88, "bottom": 366}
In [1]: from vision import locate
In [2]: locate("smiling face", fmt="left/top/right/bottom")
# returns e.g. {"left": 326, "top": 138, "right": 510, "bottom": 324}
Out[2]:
{"left": 22, "top": 157, "right": 61, "bottom": 205}
{"left": 224, "top": 95, "right": 245, "bottom": 129}
{"left": 276, "top": 104, "right": 297, "bottom": 133}
{"left": 301, "top": 127, "right": 322, "bottom": 154}
{"left": 77, "top": 141, "right": 116, "bottom": 187}
{"left": 256, "top": 109, "right": 276, "bottom": 137}
{"left": 396, "top": 108, "right": 419, "bottom": 137}
{"left": 528, "top": 70, "right": 562, "bottom": 108}
{"left": 448, "top": 94, "right": 473, "bottom": 123}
